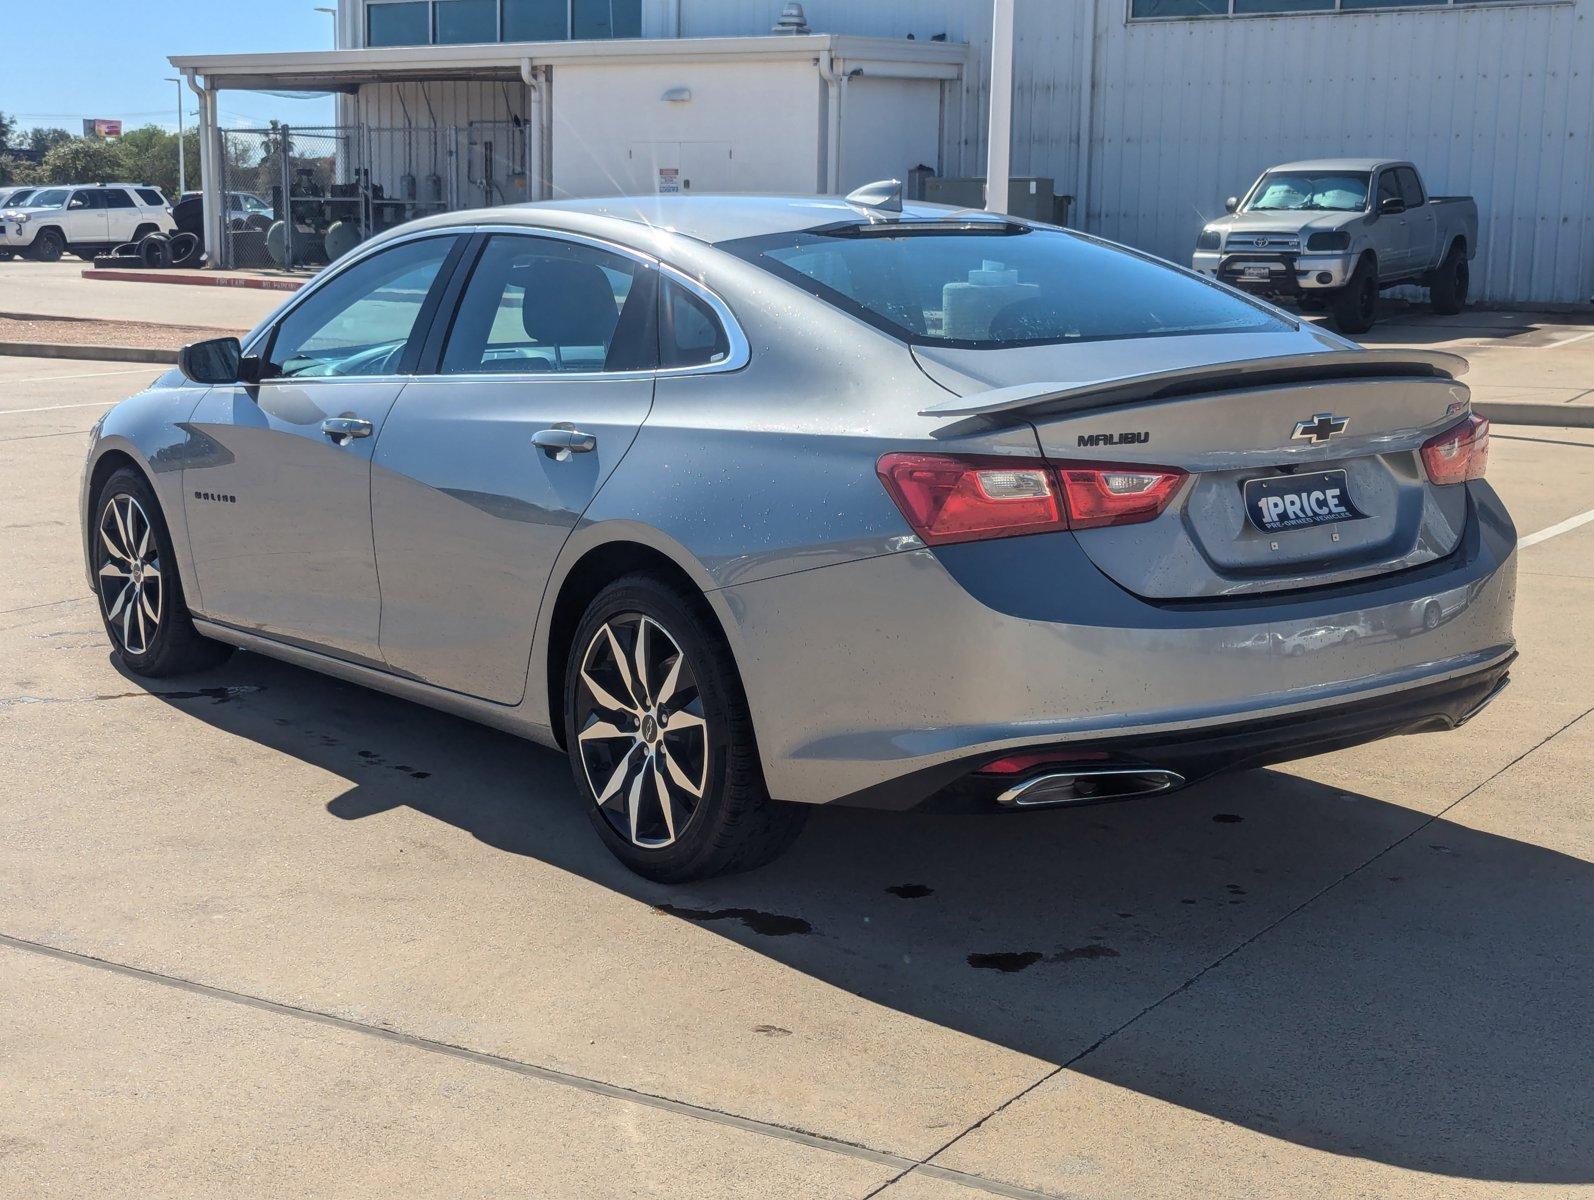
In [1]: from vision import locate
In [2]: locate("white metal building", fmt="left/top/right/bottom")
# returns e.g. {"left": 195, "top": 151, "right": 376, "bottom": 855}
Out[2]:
{"left": 173, "top": 0, "right": 1593, "bottom": 304}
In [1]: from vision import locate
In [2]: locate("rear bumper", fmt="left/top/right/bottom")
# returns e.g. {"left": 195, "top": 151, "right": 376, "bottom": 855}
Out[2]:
{"left": 713, "top": 481, "right": 1517, "bottom": 808}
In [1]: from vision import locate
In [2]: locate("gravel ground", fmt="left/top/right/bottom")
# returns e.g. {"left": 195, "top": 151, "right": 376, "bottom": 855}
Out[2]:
{"left": 0, "top": 315, "right": 240, "bottom": 350}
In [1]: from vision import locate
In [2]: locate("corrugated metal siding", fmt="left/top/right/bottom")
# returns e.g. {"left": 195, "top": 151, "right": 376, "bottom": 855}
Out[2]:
{"left": 675, "top": 0, "right": 1591, "bottom": 304}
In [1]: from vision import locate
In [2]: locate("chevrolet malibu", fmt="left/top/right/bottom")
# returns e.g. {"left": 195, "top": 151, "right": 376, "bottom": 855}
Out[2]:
{"left": 82, "top": 190, "right": 1517, "bottom": 881}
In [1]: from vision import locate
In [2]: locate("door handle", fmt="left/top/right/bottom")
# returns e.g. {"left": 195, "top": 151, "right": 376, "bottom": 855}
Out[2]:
{"left": 532, "top": 427, "right": 598, "bottom": 460}
{"left": 322, "top": 416, "right": 373, "bottom": 444}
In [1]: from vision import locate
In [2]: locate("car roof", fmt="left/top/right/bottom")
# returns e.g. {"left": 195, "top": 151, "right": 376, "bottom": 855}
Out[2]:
{"left": 1266, "top": 159, "right": 1404, "bottom": 174}
{"left": 498, "top": 194, "right": 1013, "bottom": 245}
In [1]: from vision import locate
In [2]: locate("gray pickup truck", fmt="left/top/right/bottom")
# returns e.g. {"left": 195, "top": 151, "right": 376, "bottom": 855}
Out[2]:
{"left": 1191, "top": 158, "right": 1478, "bottom": 334}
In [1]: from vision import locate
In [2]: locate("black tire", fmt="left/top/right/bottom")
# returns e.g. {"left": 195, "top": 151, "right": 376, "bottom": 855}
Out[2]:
{"left": 1430, "top": 244, "right": 1469, "bottom": 315}
{"left": 139, "top": 234, "right": 173, "bottom": 269}
{"left": 28, "top": 228, "right": 64, "bottom": 262}
{"left": 91, "top": 467, "right": 233, "bottom": 678}
{"left": 563, "top": 574, "right": 806, "bottom": 883}
{"left": 1331, "top": 259, "right": 1378, "bottom": 335}
{"left": 131, "top": 223, "right": 159, "bottom": 242}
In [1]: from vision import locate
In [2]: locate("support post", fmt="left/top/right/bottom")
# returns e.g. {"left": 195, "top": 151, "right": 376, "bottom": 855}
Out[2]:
{"left": 185, "top": 72, "right": 224, "bottom": 268}
{"left": 985, "top": 0, "right": 1015, "bottom": 214}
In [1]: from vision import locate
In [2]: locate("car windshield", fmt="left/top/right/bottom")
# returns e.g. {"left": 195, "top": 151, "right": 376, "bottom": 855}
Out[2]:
{"left": 1247, "top": 172, "right": 1370, "bottom": 212}
{"left": 233, "top": 193, "right": 271, "bottom": 214}
{"left": 724, "top": 224, "right": 1286, "bottom": 349}
{"left": 4, "top": 189, "right": 36, "bottom": 206}
{"left": 22, "top": 188, "right": 68, "bottom": 209}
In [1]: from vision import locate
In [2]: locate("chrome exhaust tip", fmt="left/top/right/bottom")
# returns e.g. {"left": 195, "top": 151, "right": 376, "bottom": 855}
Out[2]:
{"left": 996, "top": 766, "right": 1186, "bottom": 808}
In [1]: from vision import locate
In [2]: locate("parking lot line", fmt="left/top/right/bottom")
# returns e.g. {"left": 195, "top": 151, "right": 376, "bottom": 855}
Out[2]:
{"left": 0, "top": 930, "right": 1056, "bottom": 1200}
{"left": 0, "top": 399, "right": 121, "bottom": 416}
{"left": 0, "top": 367, "right": 159, "bottom": 386}
{"left": 1518, "top": 505, "right": 1594, "bottom": 549}
{"left": 1540, "top": 329, "right": 1594, "bottom": 351}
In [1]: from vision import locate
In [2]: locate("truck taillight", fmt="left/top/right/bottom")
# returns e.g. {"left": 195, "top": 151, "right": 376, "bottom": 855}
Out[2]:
{"left": 876, "top": 454, "right": 1186, "bottom": 545}
{"left": 1420, "top": 415, "right": 1490, "bottom": 485}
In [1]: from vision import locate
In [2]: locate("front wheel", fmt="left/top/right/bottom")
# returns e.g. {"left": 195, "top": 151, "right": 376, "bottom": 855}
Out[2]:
{"left": 1331, "top": 260, "right": 1378, "bottom": 335}
{"left": 564, "top": 575, "right": 806, "bottom": 883}
{"left": 27, "top": 229, "right": 65, "bottom": 262}
{"left": 92, "top": 468, "right": 233, "bottom": 678}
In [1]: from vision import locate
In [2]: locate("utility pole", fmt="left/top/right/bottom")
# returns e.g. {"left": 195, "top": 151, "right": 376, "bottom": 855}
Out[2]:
{"left": 985, "top": 0, "right": 1015, "bottom": 214}
{"left": 165, "top": 76, "right": 186, "bottom": 194}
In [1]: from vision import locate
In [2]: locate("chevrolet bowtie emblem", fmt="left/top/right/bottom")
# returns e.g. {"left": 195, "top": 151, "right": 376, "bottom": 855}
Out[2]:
{"left": 1292, "top": 413, "right": 1350, "bottom": 443}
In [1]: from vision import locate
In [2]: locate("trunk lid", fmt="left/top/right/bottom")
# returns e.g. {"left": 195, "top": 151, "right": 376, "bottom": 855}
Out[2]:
{"left": 914, "top": 339, "right": 1474, "bottom": 599}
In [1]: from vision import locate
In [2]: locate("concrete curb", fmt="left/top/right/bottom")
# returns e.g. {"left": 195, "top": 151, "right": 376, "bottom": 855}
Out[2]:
{"left": 1473, "top": 402, "right": 1594, "bottom": 429}
{"left": 81, "top": 268, "right": 306, "bottom": 292}
{"left": 0, "top": 342, "right": 179, "bottom": 365}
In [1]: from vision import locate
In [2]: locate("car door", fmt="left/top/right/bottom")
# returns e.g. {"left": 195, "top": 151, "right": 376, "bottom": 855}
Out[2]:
{"left": 101, "top": 187, "right": 139, "bottom": 242}
{"left": 371, "top": 231, "right": 660, "bottom": 703}
{"left": 1396, "top": 167, "right": 1435, "bottom": 272}
{"left": 64, "top": 189, "right": 108, "bottom": 245}
{"left": 183, "top": 233, "right": 463, "bottom": 663}
{"left": 1369, "top": 170, "right": 1409, "bottom": 278}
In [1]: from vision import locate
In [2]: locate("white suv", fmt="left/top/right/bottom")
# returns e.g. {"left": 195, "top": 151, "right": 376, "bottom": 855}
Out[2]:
{"left": 0, "top": 184, "right": 175, "bottom": 262}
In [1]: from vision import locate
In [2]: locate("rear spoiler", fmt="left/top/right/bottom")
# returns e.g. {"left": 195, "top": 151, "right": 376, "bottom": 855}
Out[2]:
{"left": 918, "top": 349, "right": 1470, "bottom": 420}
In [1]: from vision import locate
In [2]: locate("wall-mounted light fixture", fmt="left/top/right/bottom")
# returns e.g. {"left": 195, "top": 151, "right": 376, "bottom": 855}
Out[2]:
{"left": 662, "top": 87, "right": 693, "bottom": 103}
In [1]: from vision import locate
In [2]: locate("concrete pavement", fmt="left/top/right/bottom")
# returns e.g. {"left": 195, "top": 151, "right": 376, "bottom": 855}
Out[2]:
{"left": 0, "top": 356, "right": 1590, "bottom": 1198}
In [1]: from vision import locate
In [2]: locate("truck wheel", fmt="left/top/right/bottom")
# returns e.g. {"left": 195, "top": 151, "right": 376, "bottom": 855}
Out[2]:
{"left": 27, "top": 229, "right": 65, "bottom": 262}
{"left": 1331, "top": 261, "right": 1378, "bottom": 335}
{"left": 1430, "top": 245, "right": 1469, "bottom": 315}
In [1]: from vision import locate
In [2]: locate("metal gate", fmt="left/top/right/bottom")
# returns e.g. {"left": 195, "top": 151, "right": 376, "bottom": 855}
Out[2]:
{"left": 217, "top": 121, "right": 532, "bottom": 270}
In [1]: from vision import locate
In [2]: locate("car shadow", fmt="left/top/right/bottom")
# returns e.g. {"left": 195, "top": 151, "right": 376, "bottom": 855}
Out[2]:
{"left": 142, "top": 650, "right": 1592, "bottom": 1187}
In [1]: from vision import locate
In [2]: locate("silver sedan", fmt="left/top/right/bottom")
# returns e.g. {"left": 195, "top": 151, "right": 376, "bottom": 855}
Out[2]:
{"left": 81, "top": 190, "right": 1517, "bottom": 881}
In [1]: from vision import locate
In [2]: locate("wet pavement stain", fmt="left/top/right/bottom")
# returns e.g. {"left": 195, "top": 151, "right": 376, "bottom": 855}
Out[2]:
{"left": 968, "top": 951, "right": 1043, "bottom": 973}
{"left": 655, "top": 905, "right": 813, "bottom": 937}
{"left": 753, "top": 1025, "right": 792, "bottom": 1037}
{"left": 0, "top": 684, "right": 262, "bottom": 708}
{"left": 886, "top": 884, "right": 934, "bottom": 899}
{"left": 1213, "top": 813, "right": 1245, "bottom": 823}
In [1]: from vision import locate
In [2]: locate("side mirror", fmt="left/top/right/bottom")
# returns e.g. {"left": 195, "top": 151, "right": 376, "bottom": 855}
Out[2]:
{"left": 1224, "top": 196, "right": 1239, "bottom": 214}
{"left": 179, "top": 336, "right": 259, "bottom": 385}
{"left": 1379, "top": 196, "right": 1406, "bottom": 216}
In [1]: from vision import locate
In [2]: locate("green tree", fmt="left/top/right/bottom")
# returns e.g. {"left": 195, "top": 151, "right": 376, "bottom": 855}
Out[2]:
{"left": 0, "top": 111, "right": 16, "bottom": 155}
{"left": 113, "top": 124, "right": 188, "bottom": 195}
{"left": 0, "top": 155, "right": 43, "bottom": 187}
{"left": 41, "top": 136, "right": 121, "bottom": 184}
{"left": 28, "top": 127, "right": 73, "bottom": 155}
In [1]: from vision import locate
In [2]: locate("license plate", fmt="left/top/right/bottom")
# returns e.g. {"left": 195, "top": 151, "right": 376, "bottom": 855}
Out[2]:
{"left": 1241, "top": 264, "right": 1275, "bottom": 280}
{"left": 1245, "top": 470, "right": 1364, "bottom": 533}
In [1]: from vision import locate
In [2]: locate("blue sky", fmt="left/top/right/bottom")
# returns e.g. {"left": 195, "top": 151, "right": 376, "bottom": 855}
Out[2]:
{"left": 5, "top": 1, "right": 337, "bottom": 135}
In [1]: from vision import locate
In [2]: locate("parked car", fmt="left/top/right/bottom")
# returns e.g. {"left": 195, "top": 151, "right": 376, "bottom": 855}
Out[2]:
{"left": 1192, "top": 159, "right": 1479, "bottom": 334}
{"left": 178, "top": 190, "right": 274, "bottom": 229}
{"left": 81, "top": 190, "right": 1516, "bottom": 881}
{"left": 0, "top": 184, "right": 176, "bottom": 262}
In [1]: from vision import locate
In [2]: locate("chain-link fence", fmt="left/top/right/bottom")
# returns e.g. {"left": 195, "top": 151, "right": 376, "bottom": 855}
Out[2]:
{"left": 217, "top": 121, "right": 535, "bottom": 270}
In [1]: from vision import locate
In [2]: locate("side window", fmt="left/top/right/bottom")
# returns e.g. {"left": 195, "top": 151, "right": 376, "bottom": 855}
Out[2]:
{"left": 1376, "top": 172, "right": 1401, "bottom": 209}
{"left": 68, "top": 190, "right": 101, "bottom": 210}
{"left": 266, "top": 236, "right": 456, "bottom": 379}
{"left": 1395, "top": 168, "right": 1425, "bottom": 208}
{"left": 103, "top": 189, "right": 136, "bottom": 210}
{"left": 136, "top": 189, "right": 166, "bottom": 207}
{"left": 441, "top": 235, "right": 655, "bottom": 375}
{"left": 660, "top": 279, "right": 732, "bottom": 369}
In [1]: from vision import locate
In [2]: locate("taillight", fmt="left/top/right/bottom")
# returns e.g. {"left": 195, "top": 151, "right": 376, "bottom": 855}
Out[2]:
{"left": 876, "top": 454, "right": 1066, "bottom": 546}
{"left": 1420, "top": 415, "right": 1490, "bottom": 485}
{"left": 877, "top": 453, "right": 1186, "bottom": 545}
{"left": 1052, "top": 462, "right": 1188, "bottom": 531}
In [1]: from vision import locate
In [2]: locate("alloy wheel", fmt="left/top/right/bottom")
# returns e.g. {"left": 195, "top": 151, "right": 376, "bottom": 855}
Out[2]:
{"left": 575, "top": 613, "right": 709, "bottom": 849}
{"left": 97, "top": 494, "right": 163, "bottom": 656}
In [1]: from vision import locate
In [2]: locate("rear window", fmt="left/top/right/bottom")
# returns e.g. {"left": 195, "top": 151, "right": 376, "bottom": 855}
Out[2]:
{"left": 103, "top": 189, "right": 136, "bottom": 209}
{"left": 723, "top": 224, "right": 1286, "bottom": 349}
{"left": 137, "top": 188, "right": 167, "bottom": 207}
